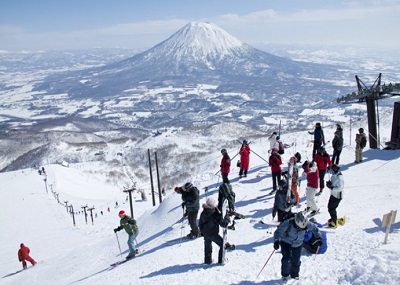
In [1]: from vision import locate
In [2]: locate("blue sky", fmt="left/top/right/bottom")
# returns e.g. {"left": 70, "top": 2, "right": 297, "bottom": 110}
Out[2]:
{"left": 0, "top": 0, "right": 399, "bottom": 51}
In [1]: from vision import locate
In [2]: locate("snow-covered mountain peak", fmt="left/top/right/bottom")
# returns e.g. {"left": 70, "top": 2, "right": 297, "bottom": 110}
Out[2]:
{"left": 152, "top": 21, "right": 245, "bottom": 60}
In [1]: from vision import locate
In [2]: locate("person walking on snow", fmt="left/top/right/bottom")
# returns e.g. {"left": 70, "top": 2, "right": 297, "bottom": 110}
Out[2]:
{"left": 308, "top": 122, "right": 325, "bottom": 159}
{"left": 18, "top": 243, "right": 37, "bottom": 269}
{"left": 114, "top": 210, "right": 139, "bottom": 259}
{"left": 355, "top": 128, "right": 367, "bottom": 163}
{"left": 199, "top": 197, "right": 232, "bottom": 265}
{"left": 314, "top": 146, "right": 332, "bottom": 195}
{"left": 302, "top": 161, "right": 319, "bottom": 216}
{"left": 268, "top": 148, "right": 282, "bottom": 195}
{"left": 174, "top": 182, "right": 201, "bottom": 239}
{"left": 273, "top": 212, "right": 322, "bottom": 283}
{"left": 220, "top": 149, "right": 231, "bottom": 184}
{"left": 239, "top": 140, "right": 251, "bottom": 178}
{"left": 326, "top": 164, "right": 345, "bottom": 228}
{"left": 331, "top": 124, "right": 344, "bottom": 165}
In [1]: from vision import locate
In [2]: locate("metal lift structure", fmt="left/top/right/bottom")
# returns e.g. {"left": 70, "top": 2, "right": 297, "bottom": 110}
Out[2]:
{"left": 337, "top": 73, "right": 400, "bottom": 149}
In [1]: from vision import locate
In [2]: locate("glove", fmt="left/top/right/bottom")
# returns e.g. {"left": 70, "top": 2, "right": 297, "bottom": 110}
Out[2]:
{"left": 19, "top": 258, "right": 21, "bottom": 262}
{"left": 274, "top": 241, "right": 280, "bottom": 250}
{"left": 272, "top": 209, "right": 276, "bottom": 219}
{"left": 312, "top": 237, "right": 323, "bottom": 246}
{"left": 114, "top": 228, "right": 118, "bottom": 233}
{"left": 326, "top": 181, "right": 333, "bottom": 189}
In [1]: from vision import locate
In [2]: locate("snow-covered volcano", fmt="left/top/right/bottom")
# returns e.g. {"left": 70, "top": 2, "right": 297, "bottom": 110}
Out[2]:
{"left": 34, "top": 21, "right": 343, "bottom": 99}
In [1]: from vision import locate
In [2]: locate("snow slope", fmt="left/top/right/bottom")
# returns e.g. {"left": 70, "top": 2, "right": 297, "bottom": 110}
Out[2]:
{"left": 1, "top": 123, "right": 400, "bottom": 285}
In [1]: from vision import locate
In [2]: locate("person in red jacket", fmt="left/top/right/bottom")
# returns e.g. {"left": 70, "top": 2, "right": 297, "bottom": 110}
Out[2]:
{"left": 302, "top": 161, "right": 319, "bottom": 216}
{"left": 220, "top": 149, "right": 231, "bottom": 184}
{"left": 268, "top": 148, "right": 282, "bottom": 194}
{"left": 314, "top": 146, "right": 332, "bottom": 195}
{"left": 18, "top": 243, "right": 37, "bottom": 269}
{"left": 239, "top": 140, "right": 251, "bottom": 178}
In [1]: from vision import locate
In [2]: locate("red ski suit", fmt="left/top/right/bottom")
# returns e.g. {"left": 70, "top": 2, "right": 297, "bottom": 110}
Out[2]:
{"left": 239, "top": 145, "right": 250, "bottom": 170}
{"left": 18, "top": 244, "right": 36, "bottom": 268}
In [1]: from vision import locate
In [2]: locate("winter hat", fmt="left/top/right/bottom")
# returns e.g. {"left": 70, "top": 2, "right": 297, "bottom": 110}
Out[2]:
{"left": 359, "top": 128, "right": 364, "bottom": 133}
{"left": 174, "top": 187, "right": 180, "bottom": 193}
{"left": 331, "top": 164, "right": 340, "bottom": 173}
{"left": 316, "top": 122, "right": 321, "bottom": 127}
{"left": 221, "top": 149, "right": 227, "bottom": 155}
{"left": 206, "top": 197, "right": 217, "bottom": 207}
{"left": 243, "top": 140, "right": 248, "bottom": 145}
{"left": 118, "top": 210, "right": 126, "bottom": 217}
{"left": 272, "top": 147, "right": 278, "bottom": 153}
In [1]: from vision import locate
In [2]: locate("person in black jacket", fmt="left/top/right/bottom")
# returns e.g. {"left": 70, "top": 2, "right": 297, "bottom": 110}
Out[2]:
{"left": 308, "top": 122, "right": 325, "bottom": 159}
{"left": 331, "top": 125, "right": 344, "bottom": 165}
{"left": 199, "top": 197, "right": 231, "bottom": 264}
{"left": 175, "top": 182, "right": 201, "bottom": 239}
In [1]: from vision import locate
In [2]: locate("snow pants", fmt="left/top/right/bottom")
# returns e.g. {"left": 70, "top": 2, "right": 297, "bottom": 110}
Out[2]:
{"left": 221, "top": 172, "right": 230, "bottom": 184}
{"left": 21, "top": 256, "right": 36, "bottom": 268}
{"left": 203, "top": 234, "right": 223, "bottom": 264}
{"left": 306, "top": 186, "right": 318, "bottom": 211}
{"left": 187, "top": 210, "right": 200, "bottom": 236}
{"left": 271, "top": 171, "right": 282, "bottom": 192}
{"left": 331, "top": 149, "right": 342, "bottom": 165}
{"left": 328, "top": 195, "right": 342, "bottom": 222}
{"left": 318, "top": 169, "right": 327, "bottom": 191}
{"left": 355, "top": 146, "right": 364, "bottom": 162}
{"left": 291, "top": 184, "right": 300, "bottom": 204}
{"left": 127, "top": 231, "right": 139, "bottom": 255}
{"left": 280, "top": 241, "right": 302, "bottom": 278}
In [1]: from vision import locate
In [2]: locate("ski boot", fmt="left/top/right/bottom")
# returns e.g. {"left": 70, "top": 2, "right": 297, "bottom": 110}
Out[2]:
{"left": 225, "top": 242, "right": 235, "bottom": 250}
{"left": 328, "top": 220, "right": 338, "bottom": 228}
{"left": 337, "top": 216, "right": 346, "bottom": 225}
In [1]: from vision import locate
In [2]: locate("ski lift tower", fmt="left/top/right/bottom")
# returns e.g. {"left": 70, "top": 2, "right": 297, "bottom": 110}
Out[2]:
{"left": 337, "top": 73, "right": 400, "bottom": 149}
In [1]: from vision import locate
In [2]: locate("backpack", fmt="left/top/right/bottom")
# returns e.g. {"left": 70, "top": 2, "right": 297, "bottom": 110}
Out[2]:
{"left": 360, "top": 136, "right": 367, "bottom": 148}
{"left": 278, "top": 141, "right": 285, "bottom": 154}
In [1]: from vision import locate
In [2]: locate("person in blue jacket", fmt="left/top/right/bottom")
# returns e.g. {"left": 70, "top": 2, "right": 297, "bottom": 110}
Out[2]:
{"left": 273, "top": 212, "right": 322, "bottom": 283}
{"left": 303, "top": 220, "right": 327, "bottom": 254}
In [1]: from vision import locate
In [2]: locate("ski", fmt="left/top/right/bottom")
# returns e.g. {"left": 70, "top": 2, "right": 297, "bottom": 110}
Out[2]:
{"left": 110, "top": 249, "right": 142, "bottom": 267}
{"left": 221, "top": 200, "right": 229, "bottom": 265}
{"left": 306, "top": 208, "right": 320, "bottom": 218}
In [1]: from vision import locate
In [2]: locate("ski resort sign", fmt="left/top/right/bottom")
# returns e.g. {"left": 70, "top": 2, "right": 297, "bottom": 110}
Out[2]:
{"left": 381, "top": 210, "right": 397, "bottom": 244}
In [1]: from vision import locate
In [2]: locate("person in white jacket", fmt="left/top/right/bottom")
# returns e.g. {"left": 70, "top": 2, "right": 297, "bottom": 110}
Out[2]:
{"left": 326, "top": 164, "right": 344, "bottom": 228}
{"left": 268, "top": 131, "right": 278, "bottom": 153}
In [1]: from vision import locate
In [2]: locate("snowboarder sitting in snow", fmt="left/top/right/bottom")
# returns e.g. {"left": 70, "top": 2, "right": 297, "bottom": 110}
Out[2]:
{"left": 302, "top": 219, "right": 326, "bottom": 254}
{"left": 273, "top": 212, "right": 322, "bottom": 283}
{"left": 174, "top": 182, "right": 201, "bottom": 239}
{"left": 326, "top": 164, "right": 345, "bottom": 228}
{"left": 114, "top": 210, "right": 139, "bottom": 259}
{"left": 199, "top": 197, "right": 232, "bottom": 265}
{"left": 18, "top": 243, "right": 37, "bottom": 269}
{"left": 272, "top": 179, "right": 296, "bottom": 222}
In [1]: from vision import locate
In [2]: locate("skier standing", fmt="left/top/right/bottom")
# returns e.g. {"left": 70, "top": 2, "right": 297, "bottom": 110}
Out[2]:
{"left": 114, "top": 210, "right": 139, "bottom": 259}
{"left": 355, "top": 128, "right": 367, "bottom": 163}
{"left": 302, "top": 161, "right": 319, "bottom": 215}
{"left": 18, "top": 243, "right": 37, "bottom": 269}
{"left": 273, "top": 212, "right": 322, "bottom": 283}
{"left": 239, "top": 140, "right": 250, "bottom": 178}
{"left": 272, "top": 179, "right": 296, "bottom": 222}
{"left": 268, "top": 131, "right": 278, "bottom": 153}
{"left": 268, "top": 148, "right": 282, "bottom": 195}
{"left": 199, "top": 197, "right": 231, "bottom": 265}
{"left": 308, "top": 122, "right": 325, "bottom": 159}
{"left": 314, "top": 146, "right": 332, "bottom": 195}
{"left": 326, "top": 164, "right": 345, "bottom": 228}
{"left": 217, "top": 183, "right": 236, "bottom": 214}
{"left": 220, "top": 149, "right": 231, "bottom": 184}
{"left": 174, "top": 182, "right": 201, "bottom": 239}
{"left": 331, "top": 124, "right": 344, "bottom": 165}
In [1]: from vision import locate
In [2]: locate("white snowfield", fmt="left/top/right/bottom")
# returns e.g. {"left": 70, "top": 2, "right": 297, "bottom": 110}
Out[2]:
{"left": 1, "top": 127, "right": 399, "bottom": 285}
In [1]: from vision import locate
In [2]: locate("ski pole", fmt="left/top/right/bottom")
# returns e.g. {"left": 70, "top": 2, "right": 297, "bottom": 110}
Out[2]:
{"left": 314, "top": 246, "right": 320, "bottom": 260}
{"left": 257, "top": 249, "right": 276, "bottom": 277}
{"left": 115, "top": 232, "right": 123, "bottom": 260}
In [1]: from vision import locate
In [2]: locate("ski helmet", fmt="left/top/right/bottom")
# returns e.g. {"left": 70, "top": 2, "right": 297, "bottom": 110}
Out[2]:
{"left": 184, "top": 182, "right": 193, "bottom": 191}
{"left": 221, "top": 149, "right": 227, "bottom": 154}
{"left": 359, "top": 128, "right": 364, "bottom": 133}
{"left": 294, "top": 212, "right": 308, "bottom": 229}
{"left": 331, "top": 164, "right": 340, "bottom": 173}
